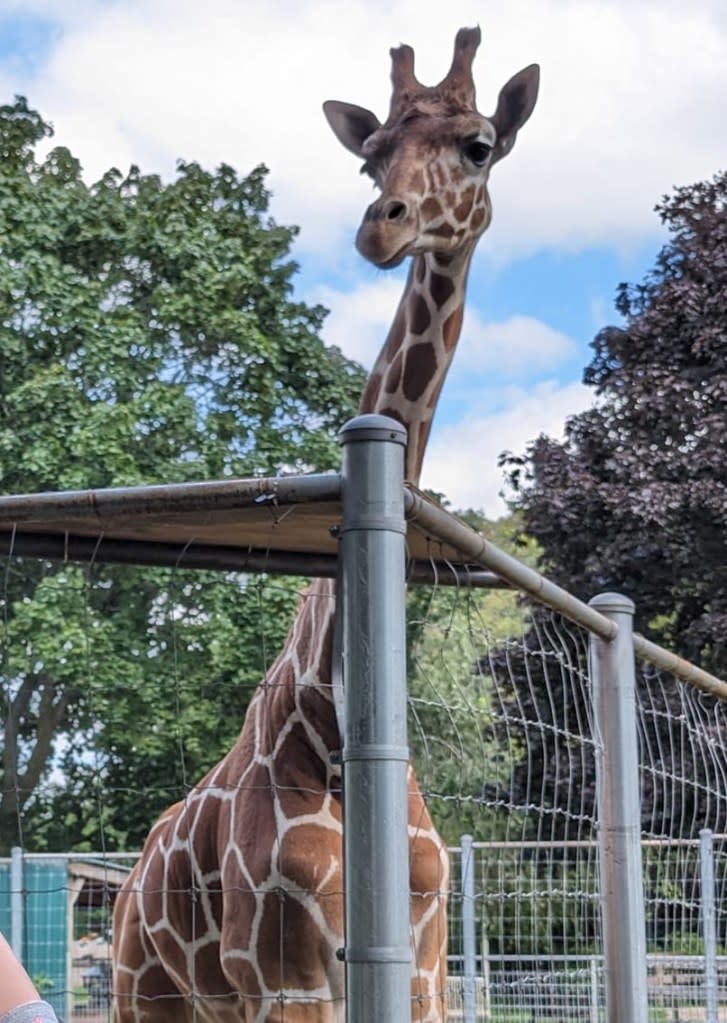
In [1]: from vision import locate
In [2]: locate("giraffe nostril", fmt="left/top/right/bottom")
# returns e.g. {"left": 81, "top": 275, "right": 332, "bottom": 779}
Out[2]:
{"left": 384, "top": 200, "right": 408, "bottom": 222}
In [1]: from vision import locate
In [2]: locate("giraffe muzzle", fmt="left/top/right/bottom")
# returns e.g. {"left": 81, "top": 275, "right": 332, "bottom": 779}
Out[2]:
{"left": 356, "top": 196, "right": 416, "bottom": 267}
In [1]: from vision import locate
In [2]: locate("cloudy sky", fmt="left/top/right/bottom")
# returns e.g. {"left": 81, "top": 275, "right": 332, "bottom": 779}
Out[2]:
{"left": 1, "top": 0, "right": 725, "bottom": 516}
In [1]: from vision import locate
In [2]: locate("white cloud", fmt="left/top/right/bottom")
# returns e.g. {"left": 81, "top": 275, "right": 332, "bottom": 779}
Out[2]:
{"left": 455, "top": 313, "right": 577, "bottom": 376}
{"left": 310, "top": 277, "right": 404, "bottom": 369}
{"left": 7, "top": 0, "right": 725, "bottom": 261}
{"left": 312, "top": 277, "right": 577, "bottom": 379}
{"left": 421, "top": 380, "right": 593, "bottom": 518}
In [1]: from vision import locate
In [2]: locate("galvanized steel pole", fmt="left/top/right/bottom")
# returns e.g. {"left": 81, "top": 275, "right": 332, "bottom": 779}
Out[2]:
{"left": 588, "top": 593, "right": 648, "bottom": 1023}
{"left": 700, "top": 828, "right": 718, "bottom": 1023}
{"left": 338, "top": 414, "right": 411, "bottom": 1023}
{"left": 10, "top": 845, "right": 23, "bottom": 958}
{"left": 461, "top": 834, "right": 477, "bottom": 1023}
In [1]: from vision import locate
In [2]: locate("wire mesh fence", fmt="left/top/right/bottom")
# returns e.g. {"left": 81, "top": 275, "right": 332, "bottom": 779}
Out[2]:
{"left": 2, "top": 523, "right": 727, "bottom": 1019}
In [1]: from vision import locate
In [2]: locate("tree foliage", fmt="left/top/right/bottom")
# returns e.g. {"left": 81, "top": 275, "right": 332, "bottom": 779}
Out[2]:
{"left": 500, "top": 171, "right": 727, "bottom": 838}
{"left": 505, "top": 172, "right": 727, "bottom": 672}
{"left": 407, "top": 511, "right": 540, "bottom": 845}
{"left": 0, "top": 97, "right": 365, "bottom": 853}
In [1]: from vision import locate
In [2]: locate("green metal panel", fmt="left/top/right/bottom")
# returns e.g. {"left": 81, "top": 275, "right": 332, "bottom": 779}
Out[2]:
{"left": 23, "top": 859, "right": 67, "bottom": 1022}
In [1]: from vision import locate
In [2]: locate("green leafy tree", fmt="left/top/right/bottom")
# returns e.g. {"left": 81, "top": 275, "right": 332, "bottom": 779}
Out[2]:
{"left": 500, "top": 171, "right": 727, "bottom": 842}
{"left": 407, "top": 510, "right": 539, "bottom": 844}
{"left": 505, "top": 172, "right": 727, "bottom": 672}
{"left": 0, "top": 97, "right": 365, "bottom": 852}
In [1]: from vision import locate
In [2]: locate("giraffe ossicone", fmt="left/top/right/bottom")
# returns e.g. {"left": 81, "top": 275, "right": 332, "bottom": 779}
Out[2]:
{"left": 112, "top": 26, "right": 538, "bottom": 1023}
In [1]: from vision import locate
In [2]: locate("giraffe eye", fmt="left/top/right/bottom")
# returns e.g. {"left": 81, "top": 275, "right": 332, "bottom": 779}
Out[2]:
{"left": 463, "top": 139, "right": 492, "bottom": 167}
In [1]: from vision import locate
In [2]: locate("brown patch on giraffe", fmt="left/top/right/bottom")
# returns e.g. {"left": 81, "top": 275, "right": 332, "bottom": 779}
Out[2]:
{"left": 359, "top": 371, "right": 383, "bottom": 413}
{"left": 257, "top": 660, "right": 297, "bottom": 757}
{"left": 428, "top": 271, "right": 455, "bottom": 309}
{"left": 429, "top": 221, "right": 455, "bottom": 239}
{"left": 443, "top": 305, "right": 464, "bottom": 351}
{"left": 280, "top": 823, "right": 343, "bottom": 934}
{"left": 298, "top": 682, "right": 340, "bottom": 754}
{"left": 205, "top": 875, "right": 225, "bottom": 935}
{"left": 415, "top": 256, "right": 426, "bottom": 284}
{"left": 280, "top": 824, "right": 341, "bottom": 896}
{"left": 409, "top": 293, "right": 431, "bottom": 335}
{"left": 470, "top": 207, "right": 486, "bottom": 231}
{"left": 220, "top": 955, "right": 262, "bottom": 1001}
{"left": 376, "top": 406, "right": 406, "bottom": 429}
{"left": 257, "top": 891, "right": 330, "bottom": 991}
{"left": 416, "top": 421, "right": 431, "bottom": 466}
{"left": 274, "top": 722, "right": 328, "bottom": 819}
{"left": 434, "top": 251, "right": 455, "bottom": 267}
{"left": 385, "top": 350, "right": 403, "bottom": 393}
{"left": 421, "top": 196, "right": 443, "bottom": 222}
{"left": 454, "top": 185, "right": 476, "bottom": 222}
{"left": 409, "top": 168, "right": 425, "bottom": 194}
{"left": 150, "top": 921, "right": 190, "bottom": 989}
{"left": 172, "top": 803, "right": 193, "bottom": 845}
{"left": 220, "top": 879, "right": 256, "bottom": 953}
{"left": 134, "top": 961, "right": 186, "bottom": 1005}
{"left": 410, "top": 837, "right": 447, "bottom": 927}
{"left": 237, "top": 760, "right": 276, "bottom": 888}
{"left": 194, "top": 940, "right": 232, "bottom": 996}
{"left": 164, "top": 849, "right": 208, "bottom": 944}
{"left": 140, "top": 857, "right": 166, "bottom": 928}
{"left": 403, "top": 342, "right": 437, "bottom": 402}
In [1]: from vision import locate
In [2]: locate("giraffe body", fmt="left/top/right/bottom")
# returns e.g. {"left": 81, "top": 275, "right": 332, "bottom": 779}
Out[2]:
{"left": 113, "top": 27, "right": 538, "bottom": 1023}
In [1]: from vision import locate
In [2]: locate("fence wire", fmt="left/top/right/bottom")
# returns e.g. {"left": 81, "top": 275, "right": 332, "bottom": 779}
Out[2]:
{"left": 3, "top": 541, "right": 727, "bottom": 1021}
{"left": 408, "top": 580, "right": 727, "bottom": 1021}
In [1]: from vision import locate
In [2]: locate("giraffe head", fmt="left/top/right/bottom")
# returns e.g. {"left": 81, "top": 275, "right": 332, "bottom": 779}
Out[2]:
{"left": 324, "top": 27, "right": 539, "bottom": 268}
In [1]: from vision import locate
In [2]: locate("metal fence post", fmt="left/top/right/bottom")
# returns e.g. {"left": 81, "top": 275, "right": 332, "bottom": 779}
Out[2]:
{"left": 589, "top": 956, "right": 599, "bottom": 1023}
{"left": 700, "top": 828, "right": 718, "bottom": 1023}
{"left": 338, "top": 414, "right": 410, "bottom": 1023}
{"left": 461, "top": 834, "right": 477, "bottom": 1023}
{"left": 588, "top": 593, "right": 648, "bottom": 1023}
{"left": 10, "top": 845, "right": 23, "bottom": 959}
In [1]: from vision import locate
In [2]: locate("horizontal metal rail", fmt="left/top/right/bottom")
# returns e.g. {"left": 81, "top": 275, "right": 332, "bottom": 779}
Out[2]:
{"left": 0, "top": 473, "right": 343, "bottom": 522}
{"left": 0, "top": 531, "right": 506, "bottom": 588}
{"left": 632, "top": 633, "right": 727, "bottom": 701}
{"left": 449, "top": 835, "right": 727, "bottom": 853}
{"left": 405, "top": 490, "right": 727, "bottom": 700}
{"left": 405, "top": 489, "right": 617, "bottom": 641}
{"left": 2, "top": 475, "right": 726, "bottom": 696}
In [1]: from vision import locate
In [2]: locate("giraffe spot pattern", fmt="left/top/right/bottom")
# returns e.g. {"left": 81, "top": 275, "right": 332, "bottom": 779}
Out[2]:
{"left": 470, "top": 207, "right": 487, "bottom": 231}
{"left": 403, "top": 342, "right": 437, "bottom": 402}
{"left": 454, "top": 184, "right": 476, "bottom": 222}
{"left": 428, "top": 221, "right": 455, "bottom": 239}
{"left": 359, "top": 371, "right": 383, "bottom": 413}
{"left": 420, "top": 196, "right": 443, "bottom": 222}
{"left": 385, "top": 350, "right": 403, "bottom": 393}
{"left": 409, "top": 293, "right": 431, "bottom": 335}
{"left": 428, "top": 271, "right": 455, "bottom": 309}
{"left": 257, "top": 891, "right": 330, "bottom": 992}
{"left": 443, "top": 306, "right": 464, "bottom": 351}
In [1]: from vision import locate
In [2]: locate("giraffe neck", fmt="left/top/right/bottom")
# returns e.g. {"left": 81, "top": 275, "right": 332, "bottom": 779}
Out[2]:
{"left": 263, "top": 245, "right": 474, "bottom": 746}
{"left": 359, "top": 243, "right": 475, "bottom": 484}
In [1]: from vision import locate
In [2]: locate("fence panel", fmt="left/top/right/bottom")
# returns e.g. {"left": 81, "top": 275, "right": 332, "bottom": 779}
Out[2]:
{"left": 4, "top": 520, "right": 727, "bottom": 1020}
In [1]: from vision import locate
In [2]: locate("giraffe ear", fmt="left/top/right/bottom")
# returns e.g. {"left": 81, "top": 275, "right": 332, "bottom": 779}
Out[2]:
{"left": 490, "top": 64, "right": 540, "bottom": 165}
{"left": 323, "top": 100, "right": 381, "bottom": 157}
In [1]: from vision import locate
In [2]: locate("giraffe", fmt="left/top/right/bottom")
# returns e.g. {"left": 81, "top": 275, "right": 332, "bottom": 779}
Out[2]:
{"left": 112, "top": 26, "right": 539, "bottom": 1023}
